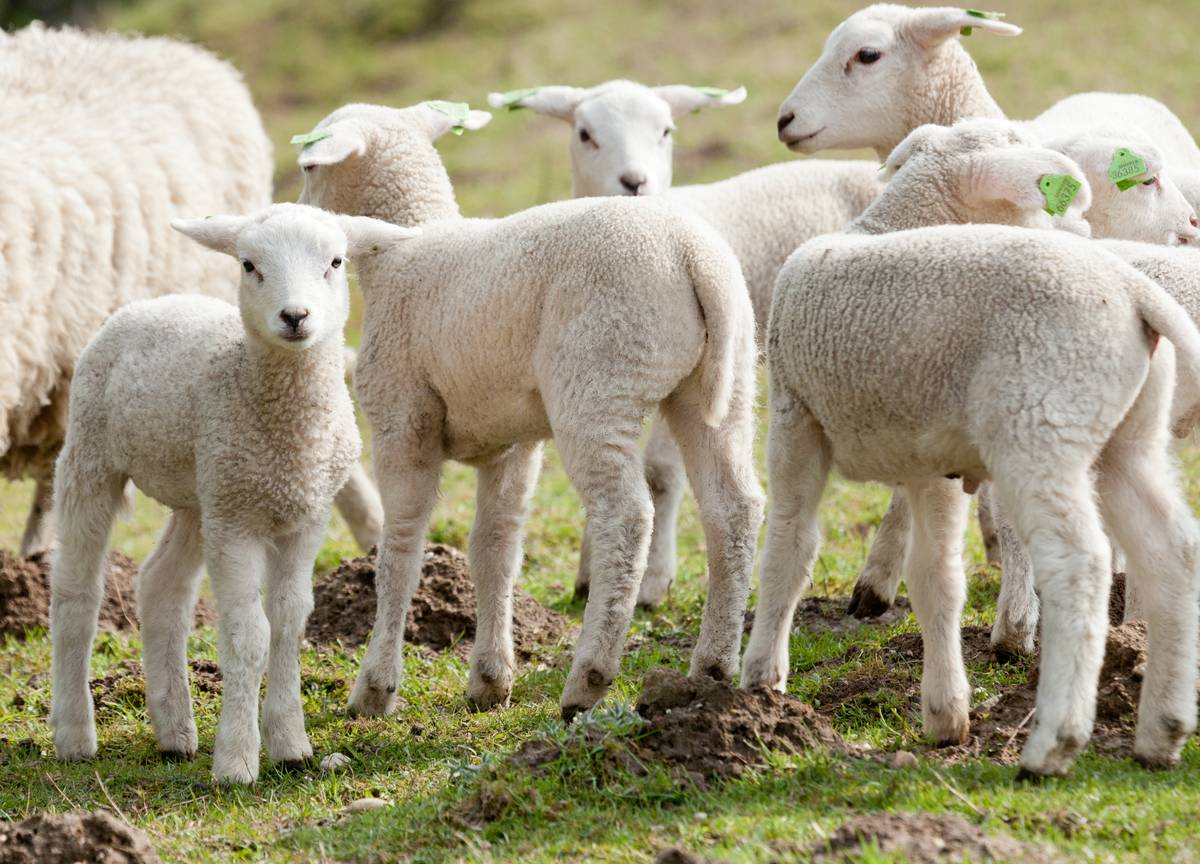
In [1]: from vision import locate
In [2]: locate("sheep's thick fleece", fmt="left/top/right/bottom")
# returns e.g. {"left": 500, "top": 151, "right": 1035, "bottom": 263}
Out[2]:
{"left": 0, "top": 25, "right": 272, "bottom": 484}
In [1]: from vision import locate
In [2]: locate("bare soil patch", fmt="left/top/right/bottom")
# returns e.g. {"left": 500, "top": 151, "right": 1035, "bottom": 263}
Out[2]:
{"left": 305, "top": 544, "right": 568, "bottom": 658}
{"left": 90, "top": 659, "right": 223, "bottom": 713}
{"left": 811, "top": 812, "right": 1053, "bottom": 862}
{"left": 0, "top": 810, "right": 160, "bottom": 864}
{"left": 0, "top": 549, "right": 213, "bottom": 639}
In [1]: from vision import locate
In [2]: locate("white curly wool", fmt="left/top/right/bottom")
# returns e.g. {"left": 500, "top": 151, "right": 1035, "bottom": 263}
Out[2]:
{"left": 48, "top": 204, "right": 410, "bottom": 785}
{"left": 746, "top": 221, "right": 1200, "bottom": 778}
{"left": 0, "top": 24, "right": 273, "bottom": 555}
{"left": 296, "top": 101, "right": 763, "bottom": 722}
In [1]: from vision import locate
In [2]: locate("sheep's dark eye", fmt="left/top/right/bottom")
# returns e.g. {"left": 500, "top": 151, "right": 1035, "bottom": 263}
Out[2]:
{"left": 242, "top": 260, "right": 255, "bottom": 273}
{"left": 856, "top": 48, "right": 882, "bottom": 64}
{"left": 1144, "top": 177, "right": 1158, "bottom": 187}
{"left": 579, "top": 128, "right": 591, "bottom": 144}
{"left": 331, "top": 257, "right": 343, "bottom": 269}
{"left": 662, "top": 128, "right": 672, "bottom": 140}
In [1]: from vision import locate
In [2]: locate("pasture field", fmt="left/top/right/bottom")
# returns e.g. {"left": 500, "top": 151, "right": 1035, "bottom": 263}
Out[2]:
{"left": 3, "top": 0, "right": 1200, "bottom": 861}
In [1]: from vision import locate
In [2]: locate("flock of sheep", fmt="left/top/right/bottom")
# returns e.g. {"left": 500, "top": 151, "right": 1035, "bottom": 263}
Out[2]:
{"left": 8, "top": 4, "right": 1200, "bottom": 788}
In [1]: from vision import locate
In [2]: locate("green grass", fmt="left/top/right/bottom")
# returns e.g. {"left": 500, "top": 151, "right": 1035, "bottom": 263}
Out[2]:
{"left": 5, "top": 0, "right": 1200, "bottom": 860}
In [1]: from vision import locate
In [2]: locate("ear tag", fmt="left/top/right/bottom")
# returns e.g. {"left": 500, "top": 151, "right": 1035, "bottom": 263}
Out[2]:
{"left": 496, "top": 87, "right": 540, "bottom": 111}
{"left": 290, "top": 130, "right": 333, "bottom": 148}
{"left": 1040, "top": 174, "right": 1082, "bottom": 216}
{"left": 961, "top": 8, "right": 1005, "bottom": 35}
{"left": 426, "top": 100, "right": 471, "bottom": 135}
{"left": 1108, "top": 148, "right": 1149, "bottom": 191}
{"left": 694, "top": 86, "right": 730, "bottom": 98}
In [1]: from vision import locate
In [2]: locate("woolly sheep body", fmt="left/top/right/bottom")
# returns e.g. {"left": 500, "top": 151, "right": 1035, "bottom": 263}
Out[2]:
{"left": 0, "top": 24, "right": 272, "bottom": 553}
{"left": 747, "top": 224, "right": 1200, "bottom": 776}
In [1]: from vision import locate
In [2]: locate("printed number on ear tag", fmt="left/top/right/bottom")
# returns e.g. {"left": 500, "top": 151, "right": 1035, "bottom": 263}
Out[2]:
{"left": 290, "top": 130, "right": 333, "bottom": 148}
{"left": 1041, "top": 174, "right": 1082, "bottom": 217}
{"left": 961, "top": 8, "right": 1005, "bottom": 35}
{"left": 1108, "top": 148, "right": 1149, "bottom": 191}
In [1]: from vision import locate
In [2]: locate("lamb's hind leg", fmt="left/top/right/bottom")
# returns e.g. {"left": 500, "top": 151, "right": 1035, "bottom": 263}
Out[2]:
{"left": 662, "top": 391, "right": 764, "bottom": 682}
{"left": 742, "top": 390, "right": 830, "bottom": 691}
{"left": 903, "top": 479, "right": 971, "bottom": 745}
{"left": 49, "top": 462, "right": 126, "bottom": 761}
{"left": 467, "top": 442, "right": 543, "bottom": 710}
{"left": 20, "top": 474, "right": 56, "bottom": 557}
{"left": 334, "top": 463, "right": 384, "bottom": 553}
{"left": 848, "top": 490, "right": 909, "bottom": 618}
{"left": 990, "top": 503, "right": 1039, "bottom": 659}
{"left": 636, "top": 417, "right": 689, "bottom": 609}
{"left": 138, "top": 509, "right": 205, "bottom": 759}
{"left": 557, "top": 414, "right": 654, "bottom": 720}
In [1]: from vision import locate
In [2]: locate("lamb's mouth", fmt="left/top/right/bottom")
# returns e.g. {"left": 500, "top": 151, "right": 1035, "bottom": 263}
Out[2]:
{"left": 783, "top": 126, "right": 826, "bottom": 151}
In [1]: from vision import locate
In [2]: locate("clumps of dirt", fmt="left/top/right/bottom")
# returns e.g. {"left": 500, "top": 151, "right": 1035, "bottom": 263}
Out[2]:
{"left": 1108, "top": 573, "right": 1126, "bottom": 626}
{"left": 742, "top": 595, "right": 911, "bottom": 638}
{"left": 653, "top": 849, "right": 731, "bottom": 864}
{"left": 810, "top": 813, "right": 1053, "bottom": 863}
{"left": 305, "top": 544, "right": 568, "bottom": 658}
{"left": 0, "top": 810, "right": 160, "bottom": 863}
{"left": 634, "top": 667, "right": 848, "bottom": 784}
{"left": 0, "top": 549, "right": 213, "bottom": 640}
{"left": 90, "top": 659, "right": 223, "bottom": 712}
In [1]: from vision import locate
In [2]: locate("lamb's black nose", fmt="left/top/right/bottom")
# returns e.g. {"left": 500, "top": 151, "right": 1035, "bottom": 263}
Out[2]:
{"left": 280, "top": 308, "right": 309, "bottom": 330}
{"left": 620, "top": 173, "right": 647, "bottom": 195}
{"left": 777, "top": 112, "right": 795, "bottom": 134}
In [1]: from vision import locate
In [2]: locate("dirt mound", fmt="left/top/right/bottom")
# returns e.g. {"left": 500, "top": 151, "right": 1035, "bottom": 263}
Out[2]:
{"left": 634, "top": 668, "right": 847, "bottom": 783}
{"left": 0, "top": 810, "right": 160, "bottom": 863}
{"left": 0, "top": 549, "right": 213, "bottom": 640}
{"left": 939, "top": 623, "right": 1145, "bottom": 764}
{"left": 653, "top": 849, "right": 730, "bottom": 864}
{"left": 91, "top": 659, "right": 223, "bottom": 712}
{"left": 742, "top": 595, "right": 911, "bottom": 638}
{"left": 811, "top": 813, "right": 1052, "bottom": 863}
{"left": 305, "top": 544, "right": 567, "bottom": 658}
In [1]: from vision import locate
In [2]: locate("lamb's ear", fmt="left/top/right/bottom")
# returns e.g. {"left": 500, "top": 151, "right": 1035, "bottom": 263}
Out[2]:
{"left": 487, "top": 86, "right": 586, "bottom": 121}
{"left": 903, "top": 7, "right": 1022, "bottom": 48}
{"left": 1066, "top": 137, "right": 1164, "bottom": 190}
{"left": 881, "top": 124, "right": 943, "bottom": 179}
{"left": 337, "top": 215, "right": 420, "bottom": 257}
{"left": 961, "top": 147, "right": 1093, "bottom": 215}
{"left": 171, "top": 215, "right": 250, "bottom": 257}
{"left": 652, "top": 85, "right": 747, "bottom": 118}
{"left": 422, "top": 101, "right": 491, "bottom": 140}
{"left": 295, "top": 121, "right": 367, "bottom": 168}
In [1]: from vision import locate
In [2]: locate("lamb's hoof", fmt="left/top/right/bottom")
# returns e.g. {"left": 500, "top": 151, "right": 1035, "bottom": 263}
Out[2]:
{"left": 1019, "top": 727, "right": 1085, "bottom": 778}
{"left": 572, "top": 583, "right": 590, "bottom": 602}
{"left": 739, "top": 652, "right": 787, "bottom": 692}
{"left": 212, "top": 754, "right": 258, "bottom": 786}
{"left": 1133, "top": 715, "right": 1191, "bottom": 769}
{"left": 689, "top": 648, "right": 736, "bottom": 684}
{"left": 847, "top": 583, "right": 891, "bottom": 619}
{"left": 53, "top": 725, "right": 98, "bottom": 762}
{"left": 274, "top": 757, "right": 315, "bottom": 774}
{"left": 635, "top": 597, "right": 662, "bottom": 611}
{"left": 924, "top": 705, "right": 970, "bottom": 747}
{"left": 347, "top": 674, "right": 400, "bottom": 717}
{"left": 561, "top": 703, "right": 585, "bottom": 723}
{"left": 1014, "top": 767, "right": 1044, "bottom": 784}
{"left": 466, "top": 679, "right": 513, "bottom": 712}
{"left": 990, "top": 624, "right": 1036, "bottom": 661}
{"left": 159, "top": 749, "right": 195, "bottom": 763}
{"left": 560, "top": 666, "right": 610, "bottom": 722}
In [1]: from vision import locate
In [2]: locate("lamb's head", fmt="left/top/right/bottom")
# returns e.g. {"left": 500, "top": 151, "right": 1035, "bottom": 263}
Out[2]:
{"left": 777, "top": 5, "right": 1019, "bottom": 156}
{"left": 173, "top": 204, "right": 417, "bottom": 351}
{"left": 1047, "top": 132, "right": 1200, "bottom": 247}
{"left": 487, "top": 80, "right": 745, "bottom": 198}
{"left": 853, "top": 119, "right": 1092, "bottom": 234}
{"left": 295, "top": 102, "right": 491, "bottom": 224}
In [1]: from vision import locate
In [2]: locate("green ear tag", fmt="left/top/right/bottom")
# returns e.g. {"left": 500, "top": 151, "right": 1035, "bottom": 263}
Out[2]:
{"left": 1040, "top": 174, "right": 1082, "bottom": 217}
{"left": 426, "top": 100, "right": 471, "bottom": 135}
{"left": 1108, "top": 148, "right": 1149, "bottom": 191}
{"left": 961, "top": 8, "right": 1005, "bottom": 35}
{"left": 290, "top": 130, "right": 332, "bottom": 148}
{"left": 694, "top": 86, "right": 729, "bottom": 98}
{"left": 496, "top": 87, "right": 540, "bottom": 110}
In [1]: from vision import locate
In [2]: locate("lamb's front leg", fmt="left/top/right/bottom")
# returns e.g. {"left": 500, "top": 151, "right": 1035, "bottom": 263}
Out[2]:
{"left": 467, "top": 443, "right": 543, "bottom": 710}
{"left": 205, "top": 530, "right": 270, "bottom": 784}
{"left": 348, "top": 427, "right": 444, "bottom": 717}
{"left": 262, "top": 518, "right": 327, "bottom": 767}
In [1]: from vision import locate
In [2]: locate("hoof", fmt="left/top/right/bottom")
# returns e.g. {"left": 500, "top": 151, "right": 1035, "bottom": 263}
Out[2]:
{"left": 347, "top": 676, "right": 400, "bottom": 718}
{"left": 847, "top": 583, "right": 891, "bottom": 619}
{"left": 159, "top": 749, "right": 195, "bottom": 763}
{"left": 572, "top": 583, "right": 590, "bottom": 602}
{"left": 466, "top": 687, "right": 512, "bottom": 712}
{"left": 990, "top": 641, "right": 1031, "bottom": 664}
{"left": 1014, "top": 767, "right": 1045, "bottom": 784}
{"left": 635, "top": 597, "right": 662, "bottom": 612}
{"left": 562, "top": 704, "right": 585, "bottom": 723}
{"left": 274, "top": 757, "right": 315, "bottom": 773}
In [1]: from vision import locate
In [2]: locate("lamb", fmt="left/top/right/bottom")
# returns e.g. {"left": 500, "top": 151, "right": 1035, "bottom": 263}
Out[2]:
{"left": 295, "top": 101, "right": 764, "bottom": 721}
{"left": 743, "top": 221, "right": 1200, "bottom": 777}
{"left": 491, "top": 80, "right": 882, "bottom": 605}
{"left": 48, "top": 204, "right": 411, "bottom": 784}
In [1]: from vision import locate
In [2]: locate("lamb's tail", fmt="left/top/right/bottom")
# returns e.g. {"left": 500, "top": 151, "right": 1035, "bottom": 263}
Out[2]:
{"left": 686, "top": 237, "right": 754, "bottom": 428}
{"left": 1127, "top": 269, "right": 1200, "bottom": 436}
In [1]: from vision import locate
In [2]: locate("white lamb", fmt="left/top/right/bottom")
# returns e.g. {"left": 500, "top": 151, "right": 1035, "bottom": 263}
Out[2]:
{"left": 296, "top": 101, "right": 764, "bottom": 721}
{"left": 743, "top": 220, "right": 1200, "bottom": 777}
{"left": 49, "top": 204, "right": 410, "bottom": 784}
{"left": 490, "top": 80, "right": 883, "bottom": 605}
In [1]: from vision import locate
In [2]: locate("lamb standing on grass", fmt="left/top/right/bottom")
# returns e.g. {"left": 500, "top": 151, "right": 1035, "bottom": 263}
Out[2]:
{"left": 743, "top": 221, "right": 1200, "bottom": 777}
{"left": 296, "top": 101, "right": 763, "bottom": 720}
{"left": 49, "top": 205, "right": 411, "bottom": 784}
{"left": 492, "top": 80, "right": 882, "bottom": 606}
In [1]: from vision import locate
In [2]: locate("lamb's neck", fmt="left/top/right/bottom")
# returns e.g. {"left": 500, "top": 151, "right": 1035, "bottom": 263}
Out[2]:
{"left": 847, "top": 187, "right": 957, "bottom": 235}
{"left": 356, "top": 146, "right": 462, "bottom": 227}
{"left": 878, "top": 43, "right": 1005, "bottom": 159}
{"left": 239, "top": 334, "right": 347, "bottom": 422}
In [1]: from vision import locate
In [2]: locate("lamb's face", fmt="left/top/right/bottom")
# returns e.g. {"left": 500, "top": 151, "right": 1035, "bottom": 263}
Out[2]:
{"left": 488, "top": 80, "right": 745, "bottom": 198}
{"left": 1052, "top": 135, "right": 1200, "bottom": 247}
{"left": 777, "top": 5, "right": 1020, "bottom": 154}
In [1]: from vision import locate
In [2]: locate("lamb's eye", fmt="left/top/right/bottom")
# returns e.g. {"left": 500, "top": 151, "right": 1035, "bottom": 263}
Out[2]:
{"left": 662, "top": 128, "right": 672, "bottom": 140}
{"left": 331, "top": 257, "right": 343, "bottom": 269}
{"left": 579, "top": 128, "right": 591, "bottom": 144}
{"left": 856, "top": 48, "right": 882, "bottom": 64}
{"left": 242, "top": 260, "right": 255, "bottom": 273}
{"left": 1144, "top": 177, "right": 1158, "bottom": 187}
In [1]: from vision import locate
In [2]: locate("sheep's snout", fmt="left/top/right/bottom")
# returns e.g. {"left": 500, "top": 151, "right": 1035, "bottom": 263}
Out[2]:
{"left": 279, "top": 307, "right": 311, "bottom": 338}
{"left": 619, "top": 172, "right": 648, "bottom": 195}
{"left": 776, "top": 111, "right": 795, "bottom": 138}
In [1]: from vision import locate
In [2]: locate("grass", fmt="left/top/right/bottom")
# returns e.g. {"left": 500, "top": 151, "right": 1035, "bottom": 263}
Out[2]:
{"left": 4, "top": 0, "right": 1200, "bottom": 860}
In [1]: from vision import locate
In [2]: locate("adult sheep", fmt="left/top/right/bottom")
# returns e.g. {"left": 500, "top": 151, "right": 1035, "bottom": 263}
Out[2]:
{"left": 490, "top": 80, "right": 883, "bottom": 606}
